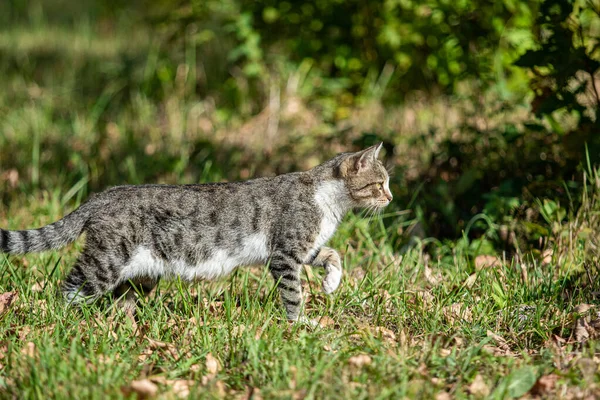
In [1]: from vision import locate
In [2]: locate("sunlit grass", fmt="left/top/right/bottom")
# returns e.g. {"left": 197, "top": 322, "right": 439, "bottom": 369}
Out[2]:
{"left": 1, "top": 185, "right": 600, "bottom": 398}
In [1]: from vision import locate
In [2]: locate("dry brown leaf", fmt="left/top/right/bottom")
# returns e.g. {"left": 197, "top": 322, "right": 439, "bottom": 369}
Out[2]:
{"left": 231, "top": 325, "right": 246, "bottom": 337}
{"left": 574, "top": 304, "right": 595, "bottom": 314}
{"left": 443, "top": 303, "right": 472, "bottom": 323}
{"left": 373, "top": 326, "right": 396, "bottom": 342}
{"left": 18, "top": 326, "right": 32, "bottom": 341}
{"left": 348, "top": 354, "right": 372, "bottom": 368}
{"left": 317, "top": 316, "right": 335, "bottom": 328}
{"left": 20, "top": 342, "right": 37, "bottom": 358}
{"left": 98, "top": 354, "right": 120, "bottom": 365}
{"left": 531, "top": 374, "right": 559, "bottom": 396}
{"left": 424, "top": 265, "right": 443, "bottom": 286}
{"left": 474, "top": 255, "right": 501, "bottom": 269}
{"left": 124, "top": 379, "right": 158, "bottom": 399}
{"left": 486, "top": 330, "right": 511, "bottom": 353}
{"left": 31, "top": 282, "right": 44, "bottom": 292}
{"left": 541, "top": 249, "right": 553, "bottom": 265}
{"left": 138, "top": 348, "right": 154, "bottom": 362}
{"left": 435, "top": 392, "right": 452, "bottom": 400}
{"left": 575, "top": 318, "right": 590, "bottom": 343}
{"left": 468, "top": 374, "right": 490, "bottom": 397}
{"left": 0, "top": 292, "right": 17, "bottom": 315}
{"left": 190, "top": 364, "right": 201, "bottom": 373}
{"left": 464, "top": 273, "right": 477, "bottom": 288}
{"left": 205, "top": 353, "right": 221, "bottom": 375}
{"left": 213, "top": 380, "right": 227, "bottom": 397}
{"left": 171, "top": 380, "right": 194, "bottom": 398}
{"left": 146, "top": 337, "right": 178, "bottom": 359}
{"left": 415, "top": 291, "right": 434, "bottom": 309}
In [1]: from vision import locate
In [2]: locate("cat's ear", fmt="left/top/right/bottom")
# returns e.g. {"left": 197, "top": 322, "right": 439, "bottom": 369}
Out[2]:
{"left": 340, "top": 144, "right": 382, "bottom": 176}
{"left": 373, "top": 142, "right": 383, "bottom": 159}
{"left": 352, "top": 145, "right": 380, "bottom": 173}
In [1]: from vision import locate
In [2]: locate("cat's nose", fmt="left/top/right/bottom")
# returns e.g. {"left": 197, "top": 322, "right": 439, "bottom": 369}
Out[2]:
{"left": 385, "top": 191, "right": 393, "bottom": 202}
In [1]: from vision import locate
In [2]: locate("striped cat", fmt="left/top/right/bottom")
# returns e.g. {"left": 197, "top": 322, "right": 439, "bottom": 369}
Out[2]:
{"left": 0, "top": 144, "right": 392, "bottom": 320}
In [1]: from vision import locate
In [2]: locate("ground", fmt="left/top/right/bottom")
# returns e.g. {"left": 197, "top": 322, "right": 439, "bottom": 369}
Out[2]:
{"left": 1, "top": 189, "right": 600, "bottom": 399}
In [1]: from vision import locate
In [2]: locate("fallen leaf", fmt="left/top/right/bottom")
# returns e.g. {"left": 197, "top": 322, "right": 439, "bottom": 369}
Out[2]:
{"left": 424, "top": 265, "right": 443, "bottom": 286}
{"left": 435, "top": 392, "right": 452, "bottom": 400}
{"left": 415, "top": 291, "right": 434, "bottom": 308}
{"left": 443, "top": 303, "right": 472, "bottom": 323}
{"left": 31, "top": 282, "right": 44, "bottom": 292}
{"left": 468, "top": 374, "right": 490, "bottom": 397}
{"left": 486, "top": 330, "right": 511, "bottom": 353}
{"left": 464, "top": 273, "right": 477, "bottom": 288}
{"left": 98, "top": 354, "right": 120, "bottom": 365}
{"left": 205, "top": 353, "right": 221, "bottom": 375}
{"left": 18, "top": 326, "right": 31, "bottom": 341}
{"left": 146, "top": 337, "right": 178, "bottom": 359}
{"left": 574, "top": 318, "right": 590, "bottom": 344}
{"left": 190, "top": 364, "right": 201, "bottom": 373}
{"left": 574, "top": 304, "right": 595, "bottom": 314}
{"left": 171, "top": 380, "right": 194, "bottom": 398}
{"left": 213, "top": 380, "right": 226, "bottom": 397}
{"left": 0, "top": 292, "right": 17, "bottom": 315}
{"left": 317, "top": 316, "right": 335, "bottom": 328}
{"left": 123, "top": 379, "right": 158, "bottom": 399}
{"left": 348, "top": 354, "right": 372, "bottom": 368}
{"left": 20, "top": 342, "right": 36, "bottom": 358}
{"left": 138, "top": 348, "right": 153, "bottom": 362}
{"left": 474, "top": 255, "right": 501, "bottom": 269}
{"left": 541, "top": 249, "right": 553, "bottom": 265}
{"left": 373, "top": 326, "right": 396, "bottom": 342}
{"left": 530, "top": 374, "right": 559, "bottom": 396}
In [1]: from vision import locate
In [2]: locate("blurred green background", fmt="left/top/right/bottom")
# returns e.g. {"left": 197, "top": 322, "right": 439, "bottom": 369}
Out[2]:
{"left": 1, "top": 0, "right": 599, "bottom": 255}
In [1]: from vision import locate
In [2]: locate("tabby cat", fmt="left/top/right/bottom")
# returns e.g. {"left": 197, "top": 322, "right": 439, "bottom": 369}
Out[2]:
{"left": 0, "top": 144, "right": 392, "bottom": 320}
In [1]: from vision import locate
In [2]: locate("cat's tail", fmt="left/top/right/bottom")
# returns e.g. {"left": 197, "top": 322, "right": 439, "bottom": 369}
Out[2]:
{"left": 0, "top": 201, "right": 93, "bottom": 254}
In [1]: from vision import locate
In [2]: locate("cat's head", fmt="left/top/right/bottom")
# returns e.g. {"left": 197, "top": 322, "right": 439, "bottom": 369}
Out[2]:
{"left": 339, "top": 143, "right": 393, "bottom": 209}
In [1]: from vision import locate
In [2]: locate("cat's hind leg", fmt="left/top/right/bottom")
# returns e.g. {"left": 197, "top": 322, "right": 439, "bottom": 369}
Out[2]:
{"left": 61, "top": 251, "right": 121, "bottom": 305}
{"left": 310, "top": 247, "right": 342, "bottom": 294}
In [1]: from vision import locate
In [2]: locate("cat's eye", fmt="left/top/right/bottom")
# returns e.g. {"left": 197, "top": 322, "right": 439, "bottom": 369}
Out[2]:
{"left": 376, "top": 183, "right": 383, "bottom": 189}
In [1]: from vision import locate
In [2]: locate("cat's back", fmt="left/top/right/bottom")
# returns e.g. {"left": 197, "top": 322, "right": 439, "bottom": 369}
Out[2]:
{"left": 88, "top": 172, "right": 318, "bottom": 227}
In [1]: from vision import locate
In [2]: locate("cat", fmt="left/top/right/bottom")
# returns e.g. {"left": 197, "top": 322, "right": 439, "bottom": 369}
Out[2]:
{"left": 0, "top": 144, "right": 392, "bottom": 320}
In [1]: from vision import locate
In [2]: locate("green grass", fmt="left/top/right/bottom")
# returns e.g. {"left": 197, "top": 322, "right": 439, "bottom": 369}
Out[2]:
{"left": 2, "top": 11, "right": 600, "bottom": 400}
{"left": 1, "top": 186, "right": 600, "bottom": 399}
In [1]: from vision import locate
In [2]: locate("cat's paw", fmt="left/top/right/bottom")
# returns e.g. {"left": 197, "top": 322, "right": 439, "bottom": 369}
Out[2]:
{"left": 322, "top": 268, "right": 342, "bottom": 294}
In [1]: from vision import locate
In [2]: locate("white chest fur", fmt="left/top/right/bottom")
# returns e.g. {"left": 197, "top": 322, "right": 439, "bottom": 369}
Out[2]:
{"left": 306, "top": 180, "right": 349, "bottom": 262}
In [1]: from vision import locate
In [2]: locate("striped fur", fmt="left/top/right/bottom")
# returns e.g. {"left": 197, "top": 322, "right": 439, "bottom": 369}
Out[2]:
{"left": 0, "top": 203, "right": 93, "bottom": 254}
{"left": 0, "top": 144, "right": 392, "bottom": 320}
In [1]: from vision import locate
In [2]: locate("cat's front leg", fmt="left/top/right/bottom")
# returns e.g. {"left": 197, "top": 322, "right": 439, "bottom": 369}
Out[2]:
{"left": 269, "top": 251, "right": 304, "bottom": 321}
{"left": 311, "top": 247, "right": 342, "bottom": 294}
